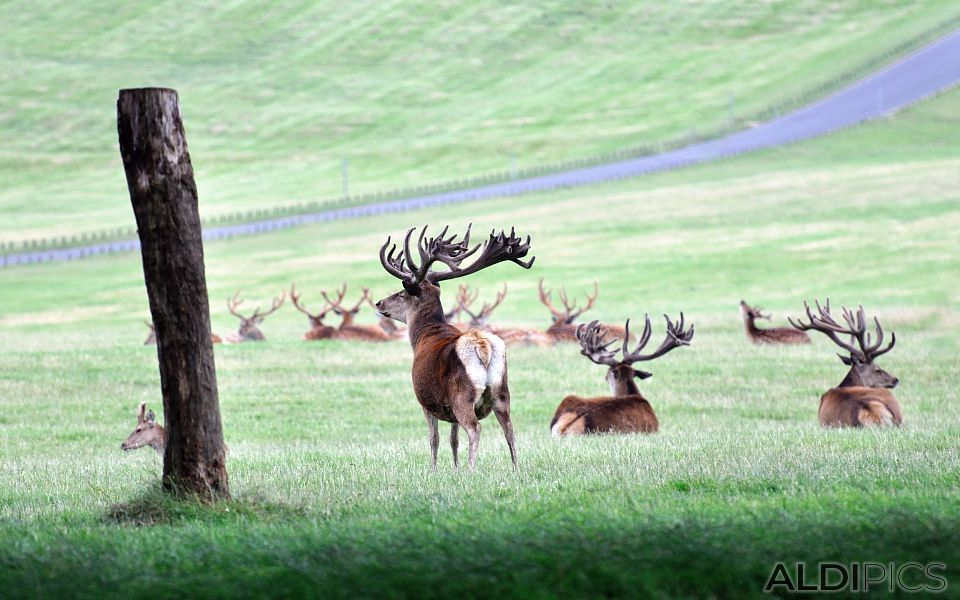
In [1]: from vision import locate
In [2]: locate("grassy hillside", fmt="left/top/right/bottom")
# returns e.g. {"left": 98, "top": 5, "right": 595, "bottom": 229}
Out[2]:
{"left": 1, "top": 0, "right": 958, "bottom": 242}
{"left": 1, "top": 84, "right": 958, "bottom": 597}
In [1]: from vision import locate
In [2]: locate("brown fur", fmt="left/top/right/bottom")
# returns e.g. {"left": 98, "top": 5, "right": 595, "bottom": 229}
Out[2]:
{"left": 819, "top": 387, "right": 903, "bottom": 428}
{"left": 740, "top": 301, "right": 810, "bottom": 345}
{"left": 121, "top": 401, "right": 167, "bottom": 453}
{"left": 551, "top": 393, "right": 658, "bottom": 435}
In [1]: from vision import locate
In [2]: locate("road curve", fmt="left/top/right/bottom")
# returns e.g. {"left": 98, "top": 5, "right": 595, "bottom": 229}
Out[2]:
{"left": 5, "top": 28, "right": 960, "bottom": 268}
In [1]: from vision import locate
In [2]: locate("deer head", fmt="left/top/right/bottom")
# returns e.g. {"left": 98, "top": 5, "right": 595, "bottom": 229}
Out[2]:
{"left": 789, "top": 299, "right": 898, "bottom": 388}
{"left": 740, "top": 300, "right": 771, "bottom": 322}
{"left": 227, "top": 290, "right": 285, "bottom": 341}
{"left": 374, "top": 225, "right": 534, "bottom": 339}
{"left": 539, "top": 279, "right": 598, "bottom": 325}
{"left": 578, "top": 315, "right": 694, "bottom": 396}
{"left": 321, "top": 284, "right": 372, "bottom": 328}
{"left": 121, "top": 401, "right": 166, "bottom": 453}
{"left": 459, "top": 283, "right": 507, "bottom": 329}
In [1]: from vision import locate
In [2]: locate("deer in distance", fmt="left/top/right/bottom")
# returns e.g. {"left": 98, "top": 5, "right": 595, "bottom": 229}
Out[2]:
{"left": 225, "top": 290, "right": 286, "bottom": 342}
{"left": 290, "top": 284, "right": 338, "bottom": 340}
{"left": 789, "top": 299, "right": 902, "bottom": 428}
{"left": 457, "top": 283, "right": 553, "bottom": 347}
{"left": 144, "top": 321, "right": 223, "bottom": 345}
{"left": 538, "top": 279, "right": 629, "bottom": 343}
{"left": 374, "top": 224, "right": 534, "bottom": 470}
{"left": 323, "top": 284, "right": 392, "bottom": 342}
{"left": 740, "top": 300, "right": 810, "bottom": 344}
{"left": 121, "top": 401, "right": 166, "bottom": 453}
{"left": 551, "top": 315, "right": 694, "bottom": 436}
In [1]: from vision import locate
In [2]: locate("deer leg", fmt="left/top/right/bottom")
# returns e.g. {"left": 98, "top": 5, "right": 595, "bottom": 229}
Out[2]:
{"left": 423, "top": 408, "right": 439, "bottom": 471}
{"left": 451, "top": 397, "right": 481, "bottom": 472}
{"left": 450, "top": 423, "right": 460, "bottom": 469}
{"left": 493, "top": 385, "right": 518, "bottom": 470}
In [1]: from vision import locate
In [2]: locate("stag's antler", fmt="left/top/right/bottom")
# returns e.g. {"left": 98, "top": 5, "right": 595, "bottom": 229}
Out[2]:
{"left": 789, "top": 298, "right": 895, "bottom": 362}
{"left": 379, "top": 224, "right": 534, "bottom": 286}
{"left": 291, "top": 284, "right": 335, "bottom": 320}
{"left": 619, "top": 313, "right": 694, "bottom": 363}
{"left": 576, "top": 320, "right": 620, "bottom": 367}
{"left": 322, "top": 284, "right": 370, "bottom": 314}
{"left": 228, "top": 290, "right": 285, "bottom": 321}
{"left": 538, "top": 279, "right": 598, "bottom": 321}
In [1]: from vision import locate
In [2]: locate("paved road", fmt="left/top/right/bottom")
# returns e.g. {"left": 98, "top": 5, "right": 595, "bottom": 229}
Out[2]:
{"left": 5, "top": 29, "right": 960, "bottom": 268}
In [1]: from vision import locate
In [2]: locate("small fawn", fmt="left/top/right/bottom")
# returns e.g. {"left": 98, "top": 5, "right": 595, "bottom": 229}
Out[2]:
{"left": 121, "top": 401, "right": 166, "bottom": 453}
{"left": 789, "top": 299, "right": 902, "bottom": 427}
{"left": 740, "top": 300, "right": 810, "bottom": 344}
{"left": 551, "top": 315, "right": 694, "bottom": 436}
{"left": 375, "top": 224, "right": 534, "bottom": 470}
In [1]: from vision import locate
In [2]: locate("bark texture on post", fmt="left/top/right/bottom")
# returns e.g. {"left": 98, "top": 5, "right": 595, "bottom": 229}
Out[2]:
{"left": 117, "top": 88, "right": 230, "bottom": 500}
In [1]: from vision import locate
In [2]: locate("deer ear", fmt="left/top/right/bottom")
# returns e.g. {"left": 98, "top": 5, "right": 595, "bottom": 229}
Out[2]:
{"left": 146, "top": 410, "right": 156, "bottom": 424}
{"left": 633, "top": 369, "right": 653, "bottom": 380}
{"left": 137, "top": 401, "right": 147, "bottom": 424}
{"left": 838, "top": 353, "right": 854, "bottom": 365}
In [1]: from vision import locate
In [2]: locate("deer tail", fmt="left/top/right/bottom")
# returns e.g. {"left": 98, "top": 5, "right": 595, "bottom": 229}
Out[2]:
{"left": 854, "top": 400, "right": 895, "bottom": 427}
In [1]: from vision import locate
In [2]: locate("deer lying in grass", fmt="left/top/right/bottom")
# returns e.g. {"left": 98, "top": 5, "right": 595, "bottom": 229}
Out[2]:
{"left": 121, "top": 401, "right": 166, "bottom": 453}
{"left": 538, "top": 279, "right": 628, "bottom": 343}
{"left": 375, "top": 224, "right": 534, "bottom": 470}
{"left": 458, "top": 283, "right": 553, "bottom": 346}
{"left": 322, "top": 284, "right": 392, "bottom": 342}
{"left": 225, "top": 290, "right": 285, "bottom": 342}
{"left": 290, "top": 284, "right": 338, "bottom": 340}
{"left": 551, "top": 315, "right": 694, "bottom": 436}
{"left": 789, "top": 299, "right": 902, "bottom": 428}
{"left": 144, "top": 321, "right": 223, "bottom": 345}
{"left": 740, "top": 300, "right": 810, "bottom": 344}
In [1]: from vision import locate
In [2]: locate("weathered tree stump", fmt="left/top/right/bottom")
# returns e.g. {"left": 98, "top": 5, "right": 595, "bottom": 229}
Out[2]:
{"left": 117, "top": 88, "right": 230, "bottom": 500}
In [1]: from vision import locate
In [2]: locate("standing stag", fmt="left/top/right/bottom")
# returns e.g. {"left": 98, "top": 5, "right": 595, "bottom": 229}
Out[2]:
{"left": 551, "top": 315, "right": 694, "bottom": 436}
{"left": 740, "top": 300, "right": 810, "bottom": 344}
{"left": 225, "top": 290, "right": 285, "bottom": 342}
{"left": 121, "top": 401, "right": 166, "bottom": 453}
{"left": 538, "top": 279, "right": 628, "bottom": 342}
{"left": 789, "top": 299, "right": 902, "bottom": 428}
{"left": 375, "top": 224, "right": 534, "bottom": 470}
{"left": 458, "top": 283, "right": 553, "bottom": 346}
{"left": 290, "top": 284, "right": 338, "bottom": 340}
{"left": 322, "top": 285, "right": 392, "bottom": 342}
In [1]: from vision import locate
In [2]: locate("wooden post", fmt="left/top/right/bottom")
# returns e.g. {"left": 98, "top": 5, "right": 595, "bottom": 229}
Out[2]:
{"left": 117, "top": 88, "right": 230, "bottom": 500}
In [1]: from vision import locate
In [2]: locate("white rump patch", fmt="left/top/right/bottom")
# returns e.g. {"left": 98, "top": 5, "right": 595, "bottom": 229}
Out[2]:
{"left": 455, "top": 331, "right": 506, "bottom": 407}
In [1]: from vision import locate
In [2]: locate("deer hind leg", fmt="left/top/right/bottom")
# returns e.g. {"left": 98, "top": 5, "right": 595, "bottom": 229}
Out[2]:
{"left": 423, "top": 408, "right": 439, "bottom": 470}
{"left": 492, "top": 385, "right": 518, "bottom": 469}
{"left": 450, "top": 423, "right": 460, "bottom": 469}
{"left": 451, "top": 395, "right": 482, "bottom": 472}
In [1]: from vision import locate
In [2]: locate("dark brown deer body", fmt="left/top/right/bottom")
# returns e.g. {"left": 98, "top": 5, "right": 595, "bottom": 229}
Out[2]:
{"left": 538, "top": 279, "right": 628, "bottom": 343}
{"left": 226, "top": 290, "right": 285, "bottom": 342}
{"left": 551, "top": 316, "right": 693, "bottom": 436}
{"left": 740, "top": 300, "right": 810, "bottom": 344}
{"left": 375, "top": 225, "right": 534, "bottom": 470}
{"left": 290, "top": 284, "right": 338, "bottom": 340}
{"left": 121, "top": 401, "right": 166, "bottom": 453}
{"left": 323, "top": 285, "right": 392, "bottom": 342}
{"left": 790, "top": 299, "right": 902, "bottom": 428}
{"left": 458, "top": 283, "right": 553, "bottom": 347}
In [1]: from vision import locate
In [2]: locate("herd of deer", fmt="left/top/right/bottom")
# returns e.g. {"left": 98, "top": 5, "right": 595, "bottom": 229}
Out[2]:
{"left": 126, "top": 224, "right": 904, "bottom": 471}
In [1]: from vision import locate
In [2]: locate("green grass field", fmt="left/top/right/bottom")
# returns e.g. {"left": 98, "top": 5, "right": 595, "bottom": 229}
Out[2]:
{"left": 2, "top": 0, "right": 959, "bottom": 242}
{"left": 1, "top": 76, "right": 959, "bottom": 598}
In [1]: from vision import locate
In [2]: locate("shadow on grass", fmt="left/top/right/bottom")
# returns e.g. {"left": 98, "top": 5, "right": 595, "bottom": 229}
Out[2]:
{"left": 105, "top": 485, "right": 306, "bottom": 527}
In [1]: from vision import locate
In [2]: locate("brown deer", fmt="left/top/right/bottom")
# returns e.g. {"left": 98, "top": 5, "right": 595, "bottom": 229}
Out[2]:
{"left": 121, "top": 401, "right": 166, "bottom": 453}
{"left": 374, "top": 224, "right": 534, "bottom": 470}
{"left": 538, "top": 279, "right": 628, "bottom": 342}
{"left": 225, "top": 290, "right": 285, "bottom": 342}
{"left": 364, "top": 294, "right": 408, "bottom": 340}
{"left": 144, "top": 321, "right": 222, "bottom": 345}
{"left": 551, "top": 315, "right": 694, "bottom": 436}
{"left": 740, "top": 300, "right": 810, "bottom": 344}
{"left": 290, "top": 284, "right": 338, "bottom": 340}
{"left": 458, "top": 283, "right": 553, "bottom": 347}
{"left": 322, "top": 285, "right": 392, "bottom": 342}
{"left": 789, "top": 299, "right": 902, "bottom": 428}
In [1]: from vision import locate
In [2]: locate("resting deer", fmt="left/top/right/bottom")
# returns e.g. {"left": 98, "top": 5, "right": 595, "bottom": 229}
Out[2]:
{"left": 789, "top": 299, "right": 902, "bottom": 428}
{"left": 290, "top": 284, "right": 338, "bottom": 340}
{"left": 144, "top": 321, "right": 222, "bottom": 345}
{"left": 121, "top": 401, "right": 166, "bottom": 453}
{"left": 740, "top": 300, "right": 810, "bottom": 344}
{"left": 375, "top": 224, "right": 534, "bottom": 470}
{"left": 458, "top": 283, "right": 552, "bottom": 347}
{"left": 322, "top": 284, "right": 392, "bottom": 342}
{"left": 538, "top": 279, "right": 628, "bottom": 343}
{"left": 225, "top": 290, "right": 285, "bottom": 342}
{"left": 551, "top": 315, "right": 694, "bottom": 436}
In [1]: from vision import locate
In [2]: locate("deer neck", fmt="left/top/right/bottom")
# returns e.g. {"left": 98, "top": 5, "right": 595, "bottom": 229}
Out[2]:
{"left": 339, "top": 313, "right": 356, "bottom": 328}
{"left": 838, "top": 368, "right": 864, "bottom": 388}
{"left": 743, "top": 314, "right": 760, "bottom": 336}
{"left": 608, "top": 366, "right": 641, "bottom": 397}
{"left": 406, "top": 301, "right": 449, "bottom": 349}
